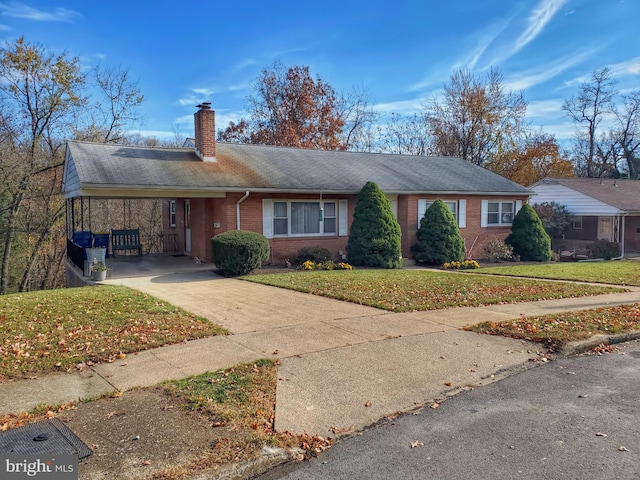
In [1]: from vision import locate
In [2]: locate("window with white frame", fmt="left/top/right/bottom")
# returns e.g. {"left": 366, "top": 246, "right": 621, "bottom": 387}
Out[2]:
{"left": 417, "top": 199, "right": 466, "bottom": 228}
{"left": 267, "top": 200, "right": 341, "bottom": 237}
{"left": 481, "top": 200, "right": 521, "bottom": 227}
{"left": 573, "top": 216, "right": 583, "bottom": 230}
{"left": 169, "top": 200, "right": 176, "bottom": 227}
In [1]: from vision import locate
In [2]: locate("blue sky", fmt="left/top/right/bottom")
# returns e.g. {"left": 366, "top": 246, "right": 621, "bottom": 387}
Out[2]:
{"left": 0, "top": 0, "right": 638, "bottom": 142}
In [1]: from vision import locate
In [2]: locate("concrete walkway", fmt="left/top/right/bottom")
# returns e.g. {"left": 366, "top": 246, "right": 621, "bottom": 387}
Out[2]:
{"left": 1, "top": 270, "right": 639, "bottom": 436}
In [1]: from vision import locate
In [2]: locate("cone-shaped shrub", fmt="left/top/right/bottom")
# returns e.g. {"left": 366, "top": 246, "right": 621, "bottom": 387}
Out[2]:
{"left": 505, "top": 204, "right": 552, "bottom": 261}
{"left": 347, "top": 181, "right": 402, "bottom": 268}
{"left": 411, "top": 199, "right": 465, "bottom": 265}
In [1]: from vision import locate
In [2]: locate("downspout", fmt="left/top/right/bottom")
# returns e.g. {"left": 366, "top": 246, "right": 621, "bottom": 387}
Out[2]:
{"left": 236, "top": 191, "right": 250, "bottom": 230}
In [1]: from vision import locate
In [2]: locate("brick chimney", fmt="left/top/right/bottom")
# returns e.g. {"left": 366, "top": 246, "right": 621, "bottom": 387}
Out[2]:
{"left": 194, "top": 102, "right": 216, "bottom": 161}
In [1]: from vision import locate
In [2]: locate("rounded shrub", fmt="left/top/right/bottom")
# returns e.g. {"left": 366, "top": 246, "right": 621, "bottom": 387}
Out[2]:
{"left": 505, "top": 204, "right": 552, "bottom": 261}
{"left": 347, "top": 181, "right": 402, "bottom": 269}
{"left": 411, "top": 199, "right": 465, "bottom": 265}
{"left": 291, "top": 245, "right": 332, "bottom": 266}
{"left": 211, "top": 230, "right": 270, "bottom": 276}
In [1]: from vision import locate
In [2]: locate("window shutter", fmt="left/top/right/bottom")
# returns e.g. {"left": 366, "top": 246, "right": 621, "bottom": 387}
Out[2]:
{"left": 515, "top": 200, "right": 523, "bottom": 212}
{"left": 481, "top": 200, "right": 488, "bottom": 227}
{"left": 338, "top": 200, "right": 348, "bottom": 236}
{"left": 458, "top": 199, "right": 466, "bottom": 228}
{"left": 417, "top": 199, "right": 427, "bottom": 224}
{"left": 262, "top": 199, "right": 273, "bottom": 239}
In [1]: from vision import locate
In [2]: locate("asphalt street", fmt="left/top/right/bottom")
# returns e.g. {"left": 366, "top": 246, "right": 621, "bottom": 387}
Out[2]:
{"left": 259, "top": 339, "right": 640, "bottom": 480}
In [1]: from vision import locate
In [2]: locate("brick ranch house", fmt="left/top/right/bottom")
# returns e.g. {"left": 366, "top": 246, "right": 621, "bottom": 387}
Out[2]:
{"left": 62, "top": 103, "right": 532, "bottom": 265}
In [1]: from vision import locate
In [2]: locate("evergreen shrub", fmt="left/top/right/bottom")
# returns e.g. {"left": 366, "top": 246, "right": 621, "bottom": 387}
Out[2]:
{"left": 347, "top": 181, "right": 402, "bottom": 268}
{"left": 211, "top": 230, "right": 270, "bottom": 276}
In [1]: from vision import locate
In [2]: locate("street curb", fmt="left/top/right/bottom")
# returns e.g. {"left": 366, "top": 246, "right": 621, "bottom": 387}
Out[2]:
{"left": 559, "top": 330, "right": 640, "bottom": 356}
{"left": 189, "top": 446, "right": 304, "bottom": 480}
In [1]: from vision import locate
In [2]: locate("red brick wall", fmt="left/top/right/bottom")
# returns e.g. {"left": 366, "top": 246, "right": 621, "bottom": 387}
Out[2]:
{"left": 194, "top": 106, "right": 215, "bottom": 159}
{"left": 402, "top": 195, "right": 529, "bottom": 260}
{"left": 168, "top": 192, "right": 530, "bottom": 265}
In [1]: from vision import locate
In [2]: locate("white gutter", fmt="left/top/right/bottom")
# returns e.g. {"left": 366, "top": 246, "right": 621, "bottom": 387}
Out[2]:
{"left": 236, "top": 191, "right": 250, "bottom": 230}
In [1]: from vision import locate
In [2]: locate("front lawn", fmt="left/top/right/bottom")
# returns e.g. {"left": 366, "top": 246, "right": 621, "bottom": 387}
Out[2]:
{"left": 0, "top": 285, "right": 227, "bottom": 379}
{"left": 467, "top": 303, "right": 640, "bottom": 350}
{"left": 243, "top": 269, "right": 624, "bottom": 312}
{"left": 475, "top": 260, "right": 640, "bottom": 286}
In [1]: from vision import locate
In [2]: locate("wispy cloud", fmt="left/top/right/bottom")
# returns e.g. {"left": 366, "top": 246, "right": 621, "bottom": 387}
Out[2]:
{"left": 192, "top": 87, "right": 216, "bottom": 97}
{"left": 527, "top": 99, "right": 565, "bottom": 118}
{"left": 0, "top": 2, "right": 80, "bottom": 22}
{"left": 374, "top": 97, "right": 428, "bottom": 115}
{"left": 514, "top": 0, "right": 566, "bottom": 53}
{"left": 505, "top": 48, "right": 595, "bottom": 90}
{"left": 608, "top": 56, "right": 640, "bottom": 77}
{"left": 563, "top": 55, "right": 640, "bottom": 88}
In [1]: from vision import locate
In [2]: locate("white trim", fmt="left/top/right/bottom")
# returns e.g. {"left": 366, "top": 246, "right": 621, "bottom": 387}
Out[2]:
{"left": 417, "top": 199, "right": 427, "bottom": 224}
{"left": 339, "top": 200, "right": 348, "bottom": 236}
{"left": 458, "top": 199, "right": 466, "bottom": 228}
{"left": 264, "top": 199, "right": 347, "bottom": 238}
{"left": 169, "top": 200, "right": 176, "bottom": 227}
{"left": 481, "top": 200, "right": 489, "bottom": 227}
{"left": 262, "top": 199, "right": 274, "bottom": 239}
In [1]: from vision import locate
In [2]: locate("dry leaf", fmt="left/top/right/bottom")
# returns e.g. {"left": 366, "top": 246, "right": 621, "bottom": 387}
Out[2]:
{"left": 410, "top": 440, "right": 424, "bottom": 448}
{"left": 141, "top": 460, "right": 151, "bottom": 466}
{"left": 328, "top": 426, "right": 351, "bottom": 434}
{"left": 364, "top": 401, "right": 372, "bottom": 407}
{"left": 444, "top": 382, "right": 453, "bottom": 387}
{"left": 619, "top": 446, "right": 629, "bottom": 452}
{"left": 596, "top": 432, "right": 607, "bottom": 437}
{"left": 431, "top": 402, "right": 441, "bottom": 409}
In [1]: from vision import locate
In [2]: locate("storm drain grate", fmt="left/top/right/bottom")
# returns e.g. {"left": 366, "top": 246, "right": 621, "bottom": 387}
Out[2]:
{"left": 0, "top": 419, "right": 93, "bottom": 459}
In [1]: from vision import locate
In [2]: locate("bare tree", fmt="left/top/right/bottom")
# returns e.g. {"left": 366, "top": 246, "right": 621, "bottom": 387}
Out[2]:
{"left": 613, "top": 90, "right": 640, "bottom": 179}
{"left": 563, "top": 67, "right": 617, "bottom": 177}
{"left": 0, "top": 37, "right": 86, "bottom": 294}
{"left": 336, "top": 85, "right": 380, "bottom": 151}
{"left": 74, "top": 65, "right": 144, "bottom": 143}
{"left": 425, "top": 67, "right": 527, "bottom": 166}
{"left": 379, "top": 113, "right": 432, "bottom": 156}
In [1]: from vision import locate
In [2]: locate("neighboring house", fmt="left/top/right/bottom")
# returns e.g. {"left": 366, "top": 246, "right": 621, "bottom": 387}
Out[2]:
{"left": 62, "top": 103, "right": 532, "bottom": 265}
{"left": 530, "top": 177, "right": 640, "bottom": 256}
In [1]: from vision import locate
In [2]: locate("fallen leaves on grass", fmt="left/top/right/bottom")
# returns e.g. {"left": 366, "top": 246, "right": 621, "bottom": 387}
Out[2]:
{"left": 0, "top": 286, "right": 227, "bottom": 379}
{"left": 0, "top": 403, "right": 76, "bottom": 431}
{"left": 244, "top": 269, "right": 623, "bottom": 312}
{"left": 466, "top": 303, "right": 640, "bottom": 349}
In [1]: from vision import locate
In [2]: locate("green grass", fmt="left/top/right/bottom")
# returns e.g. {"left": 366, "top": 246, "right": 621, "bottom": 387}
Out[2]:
{"left": 467, "top": 303, "right": 640, "bottom": 350}
{"left": 475, "top": 260, "right": 640, "bottom": 286}
{"left": 0, "top": 285, "right": 227, "bottom": 379}
{"left": 243, "top": 269, "right": 625, "bottom": 312}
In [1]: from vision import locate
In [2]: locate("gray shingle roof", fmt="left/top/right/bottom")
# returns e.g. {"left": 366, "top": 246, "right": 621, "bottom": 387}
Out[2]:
{"left": 534, "top": 177, "right": 640, "bottom": 213}
{"left": 65, "top": 140, "right": 532, "bottom": 196}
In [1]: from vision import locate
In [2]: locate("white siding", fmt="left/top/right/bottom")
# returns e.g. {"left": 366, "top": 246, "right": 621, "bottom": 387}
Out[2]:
{"left": 530, "top": 184, "right": 621, "bottom": 216}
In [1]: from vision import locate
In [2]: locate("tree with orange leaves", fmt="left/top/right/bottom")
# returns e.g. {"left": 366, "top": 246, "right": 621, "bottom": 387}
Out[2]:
{"left": 488, "top": 133, "right": 574, "bottom": 186}
{"left": 218, "top": 62, "right": 345, "bottom": 150}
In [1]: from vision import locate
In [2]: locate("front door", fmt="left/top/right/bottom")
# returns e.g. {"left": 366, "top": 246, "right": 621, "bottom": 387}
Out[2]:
{"left": 184, "top": 200, "right": 191, "bottom": 254}
{"left": 598, "top": 216, "right": 613, "bottom": 241}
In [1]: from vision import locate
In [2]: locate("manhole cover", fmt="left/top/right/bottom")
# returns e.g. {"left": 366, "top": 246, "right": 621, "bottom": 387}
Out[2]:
{"left": 0, "top": 419, "right": 92, "bottom": 459}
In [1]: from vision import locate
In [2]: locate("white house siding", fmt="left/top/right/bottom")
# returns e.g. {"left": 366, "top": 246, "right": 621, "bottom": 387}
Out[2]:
{"left": 530, "top": 184, "right": 622, "bottom": 216}
{"left": 62, "top": 150, "right": 80, "bottom": 198}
